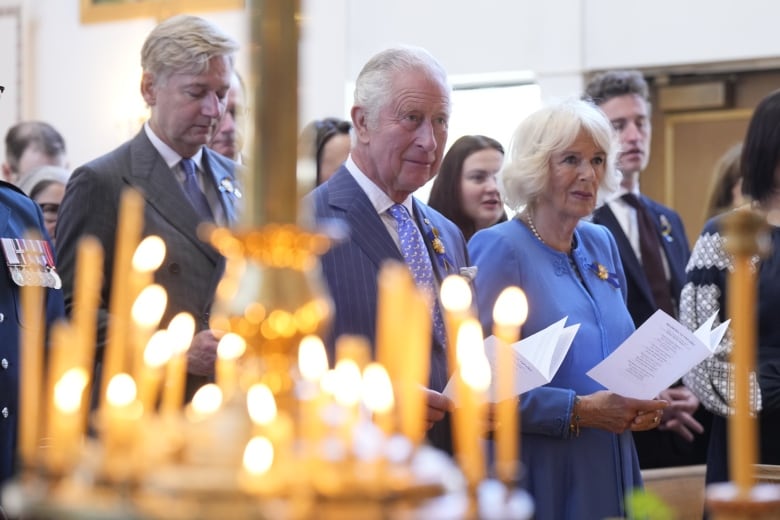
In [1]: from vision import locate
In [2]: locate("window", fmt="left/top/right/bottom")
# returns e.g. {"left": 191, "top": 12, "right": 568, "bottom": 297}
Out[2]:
{"left": 416, "top": 73, "right": 542, "bottom": 202}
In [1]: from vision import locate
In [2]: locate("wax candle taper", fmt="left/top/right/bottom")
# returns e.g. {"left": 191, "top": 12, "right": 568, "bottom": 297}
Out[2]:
{"left": 101, "top": 189, "right": 144, "bottom": 407}
{"left": 18, "top": 268, "right": 44, "bottom": 468}
{"left": 161, "top": 312, "right": 195, "bottom": 415}
{"left": 492, "top": 286, "right": 528, "bottom": 485}
{"left": 453, "top": 318, "right": 491, "bottom": 486}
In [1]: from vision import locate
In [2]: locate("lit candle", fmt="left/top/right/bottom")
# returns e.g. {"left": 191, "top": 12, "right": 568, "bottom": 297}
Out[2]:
{"left": 71, "top": 236, "right": 103, "bottom": 379}
{"left": 131, "top": 235, "right": 166, "bottom": 297}
{"left": 216, "top": 332, "right": 247, "bottom": 402}
{"left": 239, "top": 435, "right": 279, "bottom": 496}
{"left": 453, "top": 318, "right": 491, "bottom": 487}
{"left": 398, "top": 283, "right": 432, "bottom": 446}
{"left": 103, "top": 373, "right": 143, "bottom": 481}
{"left": 49, "top": 367, "right": 89, "bottom": 473}
{"left": 492, "top": 287, "right": 528, "bottom": 485}
{"left": 161, "top": 312, "right": 195, "bottom": 415}
{"left": 362, "top": 363, "right": 395, "bottom": 435}
{"left": 247, "top": 383, "right": 277, "bottom": 427}
{"left": 187, "top": 383, "right": 223, "bottom": 422}
{"left": 43, "top": 322, "right": 72, "bottom": 465}
{"left": 376, "top": 262, "right": 410, "bottom": 383}
{"left": 137, "top": 330, "right": 173, "bottom": 414}
{"left": 130, "top": 284, "right": 167, "bottom": 385}
{"left": 441, "top": 275, "right": 474, "bottom": 376}
{"left": 101, "top": 189, "right": 144, "bottom": 407}
{"left": 18, "top": 279, "right": 44, "bottom": 468}
{"left": 297, "top": 335, "right": 329, "bottom": 447}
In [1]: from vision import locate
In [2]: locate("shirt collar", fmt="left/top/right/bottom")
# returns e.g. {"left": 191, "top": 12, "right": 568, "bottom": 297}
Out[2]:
{"left": 344, "top": 155, "right": 414, "bottom": 216}
{"left": 144, "top": 122, "right": 204, "bottom": 171}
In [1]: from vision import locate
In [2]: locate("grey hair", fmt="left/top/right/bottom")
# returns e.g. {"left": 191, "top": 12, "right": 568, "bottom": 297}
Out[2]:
{"left": 500, "top": 98, "right": 621, "bottom": 212}
{"left": 353, "top": 46, "right": 451, "bottom": 127}
{"left": 141, "top": 15, "right": 239, "bottom": 84}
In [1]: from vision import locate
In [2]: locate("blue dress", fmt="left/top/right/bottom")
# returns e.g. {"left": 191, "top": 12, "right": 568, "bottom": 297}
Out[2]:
{"left": 469, "top": 218, "right": 642, "bottom": 520}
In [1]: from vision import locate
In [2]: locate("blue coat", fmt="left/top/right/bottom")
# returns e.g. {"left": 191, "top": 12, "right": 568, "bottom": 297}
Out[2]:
{"left": 0, "top": 181, "right": 65, "bottom": 483}
{"left": 470, "top": 218, "right": 640, "bottom": 520}
{"left": 307, "top": 166, "right": 469, "bottom": 452}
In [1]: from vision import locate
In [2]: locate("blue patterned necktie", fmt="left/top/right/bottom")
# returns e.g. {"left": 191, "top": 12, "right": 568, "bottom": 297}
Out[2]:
{"left": 180, "top": 158, "right": 214, "bottom": 221}
{"left": 388, "top": 203, "right": 447, "bottom": 347}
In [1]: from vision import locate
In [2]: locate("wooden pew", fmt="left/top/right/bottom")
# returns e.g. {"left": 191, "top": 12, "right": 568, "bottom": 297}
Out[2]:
{"left": 641, "top": 464, "right": 707, "bottom": 519}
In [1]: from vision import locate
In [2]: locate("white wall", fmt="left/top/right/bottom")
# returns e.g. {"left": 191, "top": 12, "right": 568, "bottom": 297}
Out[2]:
{"left": 2, "top": 0, "right": 780, "bottom": 169}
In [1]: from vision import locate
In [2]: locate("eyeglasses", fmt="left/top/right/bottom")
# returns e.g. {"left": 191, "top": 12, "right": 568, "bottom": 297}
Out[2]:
{"left": 38, "top": 203, "right": 60, "bottom": 221}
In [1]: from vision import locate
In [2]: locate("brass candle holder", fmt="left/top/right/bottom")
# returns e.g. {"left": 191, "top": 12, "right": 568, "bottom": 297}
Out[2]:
{"left": 705, "top": 208, "right": 780, "bottom": 519}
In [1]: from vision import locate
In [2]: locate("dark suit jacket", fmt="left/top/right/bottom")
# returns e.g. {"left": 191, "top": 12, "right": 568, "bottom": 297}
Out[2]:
{"left": 0, "top": 181, "right": 65, "bottom": 483}
{"left": 307, "top": 167, "right": 469, "bottom": 452}
{"left": 593, "top": 195, "right": 707, "bottom": 468}
{"left": 592, "top": 195, "right": 689, "bottom": 326}
{"left": 56, "top": 129, "right": 240, "bottom": 398}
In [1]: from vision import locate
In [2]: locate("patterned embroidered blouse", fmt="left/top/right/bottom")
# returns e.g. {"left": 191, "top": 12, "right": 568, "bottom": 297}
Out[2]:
{"left": 680, "top": 214, "right": 768, "bottom": 417}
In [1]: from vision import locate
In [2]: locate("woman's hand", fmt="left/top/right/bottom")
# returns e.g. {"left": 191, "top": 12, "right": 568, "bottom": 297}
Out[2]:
{"left": 577, "top": 390, "right": 668, "bottom": 434}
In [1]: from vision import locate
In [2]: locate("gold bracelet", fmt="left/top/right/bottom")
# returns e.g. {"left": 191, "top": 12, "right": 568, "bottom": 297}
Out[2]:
{"left": 569, "top": 395, "right": 581, "bottom": 438}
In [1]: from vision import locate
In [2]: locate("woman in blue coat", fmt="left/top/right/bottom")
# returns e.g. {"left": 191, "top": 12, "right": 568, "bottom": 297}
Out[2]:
{"left": 469, "top": 99, "right": 667, "bottom": 520}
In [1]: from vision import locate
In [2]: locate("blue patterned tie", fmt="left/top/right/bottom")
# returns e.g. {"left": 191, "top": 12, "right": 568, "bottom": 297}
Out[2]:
{"left": 180, "top": 158, "right": 214, "bottom": 221}
{"left": 388, "top": 204, "right": 447, "bottom": 347}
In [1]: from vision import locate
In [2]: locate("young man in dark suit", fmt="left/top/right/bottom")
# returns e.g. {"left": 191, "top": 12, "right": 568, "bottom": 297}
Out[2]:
{"left": 308, "top": 46, "right": 470, "bottom": 453}
{"left": 585, "top": 70, "right": 710, "bottom": 468}
{"left": 56, "top": 16, "right": 242, "bottom": 400}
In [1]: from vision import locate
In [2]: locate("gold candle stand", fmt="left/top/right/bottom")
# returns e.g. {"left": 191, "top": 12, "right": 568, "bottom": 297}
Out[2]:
{"left": 705, "top": 209, "right": 780, "bottom": 519}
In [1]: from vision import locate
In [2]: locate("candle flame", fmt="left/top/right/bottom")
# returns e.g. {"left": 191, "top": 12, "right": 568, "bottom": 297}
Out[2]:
{"left": 191, "top": 383, "right": 223, "bottom": 415}
{"left": 440, "top": 275, "right": 472, "bottom": 313}
{"left": 167, "top": 312, "right": 195, "bottom": 354}
{"left": 247, "top": 383, "right": 277, "bottom": 425}
{"left": 456, "top": 319, "right": 484, "bottom": 365}
{"left": 493, "top": 286, "right": 528, "bottom": 327}
{"left": 332, "top": 359, "right": 362, "bottom": 407}
{"left": 132, "top": 235, "right": 166, "bottom": 272}
{"left": 319, "top": 369, "right": 337, "bottom": 396}
{"left": 456, "top": 319, "right": 491, "bottom": 391}
{"left": 362, "top": 362, "right": 394, "bottom": 413}
{"left": 131, "top": 284, "right": 168, "bottom": 327}
{"left": 217, "top": 332, "right": 247, "bottom": 360}
{"left": 298, "top": 335, "right": 328, "bottom": 382}
{"left": 106, "top": 373, "right": 137, "bottom": 407}
{"left": 143, "top": 330, "right": 173, "bottom": 368}
{"left": 53, "top": 367, "right": 89, "bottom": 414}
{"left": 243, "top": 436, "right": 274, "bottom": 475}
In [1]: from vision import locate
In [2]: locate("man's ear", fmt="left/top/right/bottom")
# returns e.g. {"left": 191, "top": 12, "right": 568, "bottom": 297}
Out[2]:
{"left": 351, "top": 106, "right": 369, "bottom": 143}
{"left": 140, "top": 72, "right": 157, "bottom": 106}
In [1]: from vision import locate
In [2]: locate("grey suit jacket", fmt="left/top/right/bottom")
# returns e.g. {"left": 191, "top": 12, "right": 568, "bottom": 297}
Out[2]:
{"left": 56, "top": 129, "right": 241, "bottom": 396}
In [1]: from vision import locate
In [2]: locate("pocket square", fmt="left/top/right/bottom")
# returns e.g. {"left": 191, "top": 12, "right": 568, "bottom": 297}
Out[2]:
{"left": 459, "top": 266, "right": 478, "bottom": 281}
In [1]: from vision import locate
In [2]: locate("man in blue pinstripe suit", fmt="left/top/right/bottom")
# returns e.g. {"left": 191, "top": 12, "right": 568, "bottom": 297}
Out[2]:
{"left": 308, "top": 46, "right": 469, "bottom": 453}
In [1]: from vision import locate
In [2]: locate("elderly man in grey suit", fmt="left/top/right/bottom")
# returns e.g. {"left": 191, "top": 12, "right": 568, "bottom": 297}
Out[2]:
{"left": 308, "top": 46, "right": 470, "bottom": 453}
{"left": 56, "top": 15, "right": 241, "bottom": 399}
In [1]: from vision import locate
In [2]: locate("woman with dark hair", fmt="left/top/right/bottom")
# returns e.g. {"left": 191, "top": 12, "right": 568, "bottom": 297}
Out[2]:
{"left": 300, "top": 117, "right": 352, "bottom": 186}
{"left": 428, "top": 134, "right": 506, "bottom": 240}
{"left": 682, "top": 89, "right": 780, "bottom": 486}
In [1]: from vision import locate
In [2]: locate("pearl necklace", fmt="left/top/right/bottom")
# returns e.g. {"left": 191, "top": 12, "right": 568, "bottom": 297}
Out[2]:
{"left": 526, "top": 211, "right": 545, "bottom": 245}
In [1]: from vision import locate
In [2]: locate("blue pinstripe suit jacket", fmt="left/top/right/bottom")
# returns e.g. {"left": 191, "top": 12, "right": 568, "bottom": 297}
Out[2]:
{"left": 307, "top": 167, "right": 469, "bottom": 452}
